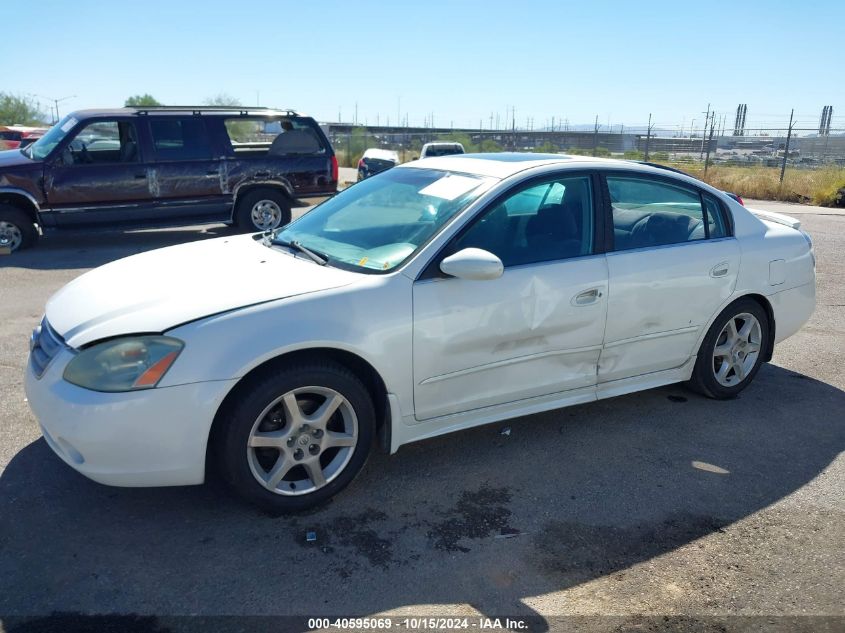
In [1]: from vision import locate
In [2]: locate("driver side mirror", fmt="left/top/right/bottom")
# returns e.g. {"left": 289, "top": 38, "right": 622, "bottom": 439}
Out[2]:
{"left": 439, "top": 248, "right": 504, "bottom": 281}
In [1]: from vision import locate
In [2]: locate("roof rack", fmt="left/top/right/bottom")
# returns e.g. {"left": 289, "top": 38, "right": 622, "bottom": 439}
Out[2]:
{"left": 133, "top": 106, "right": 299, "bottom": 117}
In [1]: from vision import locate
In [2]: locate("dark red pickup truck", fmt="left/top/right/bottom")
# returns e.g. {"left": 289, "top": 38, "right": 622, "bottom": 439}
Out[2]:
{"left": 0, "top": 106, "right": 338, "bottom": 251}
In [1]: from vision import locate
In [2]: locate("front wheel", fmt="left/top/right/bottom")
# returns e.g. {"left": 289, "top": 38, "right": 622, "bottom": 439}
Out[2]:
{"left": 214, "top": 361, "right": 375, "bottom": 512}
{"left": 688, "top": 298, "right": 770, "bottom": 399}
{"left": 0, "top": 205, "right": 38, "bottom": 252}
{"left": 234, "top": 188, "right": 292, "bottom": 232}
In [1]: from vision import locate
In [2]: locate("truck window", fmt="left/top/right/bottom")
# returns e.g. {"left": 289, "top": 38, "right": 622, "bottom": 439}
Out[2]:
{"left": 149, "top": 118, "right": 212, "bottom": 161}
{"left": 224, "top": 118, "right": 325, "bottom": 157}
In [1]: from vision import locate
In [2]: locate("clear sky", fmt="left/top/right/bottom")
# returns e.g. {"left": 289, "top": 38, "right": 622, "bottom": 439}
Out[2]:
{"left": 2, "top": 0, "right": 843, "bottom": 132}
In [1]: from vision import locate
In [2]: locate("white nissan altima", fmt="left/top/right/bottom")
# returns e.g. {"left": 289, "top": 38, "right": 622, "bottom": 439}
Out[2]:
{"left": 25, "top": 154, "right": 816, "bottom": 511}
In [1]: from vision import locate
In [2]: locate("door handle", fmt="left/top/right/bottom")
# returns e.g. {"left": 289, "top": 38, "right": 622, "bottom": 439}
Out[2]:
{"left": 710, "top": 262, "right": 730, "bottom": 278}
{"left": 572, "top": 288, "right": 603, "bottom": 306}
{"left": 205, "top": 170, "right": 218, "bottom": 176}
{"left": 134, "top": 173, "right": 147, "bottom": 179}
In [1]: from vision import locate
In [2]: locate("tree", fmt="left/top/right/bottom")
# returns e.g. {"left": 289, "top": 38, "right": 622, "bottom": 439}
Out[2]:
{"left": 124, "top": 94, "right": 162, "bottom": 107}
{"left": 0, "top": 93, "right": 47, "bottom": 126}
{"left": 203, "top": 93, "right": 242, "bottom": 107}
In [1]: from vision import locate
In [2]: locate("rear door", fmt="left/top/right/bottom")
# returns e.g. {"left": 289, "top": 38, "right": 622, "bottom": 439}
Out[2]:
{"left": 144, "top": 116, "right": 228, "bottom": 220}
{"left": 44, "top": 118, "right": 157, "bottom": 226}
{"left": 599, "top": 172, "right": 740, "bottom": 382}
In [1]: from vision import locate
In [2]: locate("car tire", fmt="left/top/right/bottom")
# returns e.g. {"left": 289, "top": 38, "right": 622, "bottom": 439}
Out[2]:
{"left": 213, "top": 360, "right": 375, "bottom": 513}
{"left": 687, "top": 298, "right": 770, "bottom": 399}
{"left": 234, "top": 188, "right": 292, "bottom": 233}
{"left": 0, "top": 205, "right": 38, "bottom": 252}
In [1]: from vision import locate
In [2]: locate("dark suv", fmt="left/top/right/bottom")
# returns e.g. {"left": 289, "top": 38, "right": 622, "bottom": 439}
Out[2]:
{"left": 0, "top": 106, "right": 338, "bottom": 251}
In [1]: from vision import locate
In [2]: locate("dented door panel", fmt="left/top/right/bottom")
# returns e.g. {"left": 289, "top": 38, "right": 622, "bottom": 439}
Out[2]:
{"left": 599, "top": 238, "right": 741, "bottom": 381}
{"left": 412, "top": 256, "right": 608, "bottom": 420}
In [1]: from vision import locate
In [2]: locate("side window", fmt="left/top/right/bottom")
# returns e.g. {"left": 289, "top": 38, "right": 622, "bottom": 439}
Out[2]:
{"left": 149, "top": 118, "right": 212, "bottom": 161}
{"left": 63, "top": 120, "right": 138, "bottom": 165}
{"left": 453, "top": 176, "right": 593, "bottom": 267}
{"left": 223, "top": 117, "right": 325, "bottom": 157}
{"left": 703, "top": 194, "right": 729, "bottom": 238}
{"left": 608, "top": 176, "right": 706, "bottom": 250}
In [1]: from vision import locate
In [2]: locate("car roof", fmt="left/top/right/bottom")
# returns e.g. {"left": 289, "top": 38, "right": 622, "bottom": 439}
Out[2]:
{"left": 67, "top": 107, "right": 305, "bottom": 119}
{"left": 401, "top": 152, "right": 649, "bottom": 179}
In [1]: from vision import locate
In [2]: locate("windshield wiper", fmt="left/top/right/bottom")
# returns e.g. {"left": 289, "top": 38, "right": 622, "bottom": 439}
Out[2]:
{"left": 272, "top": 238, "right": 328, "bottom": 266}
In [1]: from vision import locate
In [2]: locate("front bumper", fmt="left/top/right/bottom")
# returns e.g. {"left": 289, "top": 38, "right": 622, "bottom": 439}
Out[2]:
{"left": 24, "top": 348, "right": 237, "bottom": 487}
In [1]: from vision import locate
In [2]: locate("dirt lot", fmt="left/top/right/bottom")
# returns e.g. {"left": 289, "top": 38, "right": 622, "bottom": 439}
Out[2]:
{"left": 0, "top": 201, "right": 842, "bottom": 632}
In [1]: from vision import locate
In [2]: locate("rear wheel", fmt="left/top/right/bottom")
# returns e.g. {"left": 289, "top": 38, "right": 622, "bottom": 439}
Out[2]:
{"left": 234, "top": 188, "right": 292, "bottom": 232}
{"left": 688, "top": 298, "right": 769, "bottom": 399}
{"left": 214, "top": 361, "right": 375, "bottom": 512}
{"left": 0, "top": 205, "right": 38, "bottom": 252}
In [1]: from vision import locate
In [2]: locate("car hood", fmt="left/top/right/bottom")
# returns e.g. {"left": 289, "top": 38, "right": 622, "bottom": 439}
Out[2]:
{"left": 46, "top": 234, "right": 361, "bottom": 348}
{"left": 0, "top": 148, "right": 35, "bottom": 169}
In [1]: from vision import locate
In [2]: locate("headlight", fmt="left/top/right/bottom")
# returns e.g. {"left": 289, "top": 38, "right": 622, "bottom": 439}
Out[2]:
{"left": 63, "top": 336, "right": 184, "bottom": 392}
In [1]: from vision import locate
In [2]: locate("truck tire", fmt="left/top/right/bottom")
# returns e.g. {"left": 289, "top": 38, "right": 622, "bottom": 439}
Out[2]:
{"left": 234, "top": 188, "right": 292, "bottom": 232}
{"left": 0, "top": 205, "right": 38, "bottom": 252}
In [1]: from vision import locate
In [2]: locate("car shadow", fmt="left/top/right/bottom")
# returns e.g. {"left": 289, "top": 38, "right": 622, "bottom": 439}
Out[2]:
{"left": 0, "top": 225, "right": 238, "bottom": 271}
{"left": 0, "top": 364, "right": 843, "bottom": 632}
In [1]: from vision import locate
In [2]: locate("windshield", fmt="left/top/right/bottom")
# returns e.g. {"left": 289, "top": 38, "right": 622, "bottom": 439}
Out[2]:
{"left": 274, "top": 168, "right": 492, "bottom": 272}
{"left": 24, "top": 115, "right": 77, "bottom": 160}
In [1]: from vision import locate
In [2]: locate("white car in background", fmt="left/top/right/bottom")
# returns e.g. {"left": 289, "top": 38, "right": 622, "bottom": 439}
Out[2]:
{"left": 357, "top": 148, "right": 400, "bottom": 180}
{"left": 25, "top": 153, "right": 816, "bottom": 512}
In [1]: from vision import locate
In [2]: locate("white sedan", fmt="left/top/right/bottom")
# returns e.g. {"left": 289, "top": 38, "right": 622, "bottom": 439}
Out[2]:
{"left": 25, "top": 154, "right": 816, "bottom": 511}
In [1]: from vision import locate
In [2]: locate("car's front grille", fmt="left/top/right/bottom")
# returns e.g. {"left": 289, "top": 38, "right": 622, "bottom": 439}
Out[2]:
{"left": 30, "top": 317, "right": 65, "bottom": 378}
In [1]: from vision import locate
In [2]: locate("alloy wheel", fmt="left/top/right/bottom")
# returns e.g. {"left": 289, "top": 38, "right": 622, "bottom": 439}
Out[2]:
{"left": 712, "top": 312, "right": 762, "bottom": 387}
{"left": 250, "top": 200, "right": 283, "bottom": 231}
{"left": 246, "top": 386, "right": 358, "bottom": 496}
{"left": 0, "top": 221, "right": 23, "bottom": 251}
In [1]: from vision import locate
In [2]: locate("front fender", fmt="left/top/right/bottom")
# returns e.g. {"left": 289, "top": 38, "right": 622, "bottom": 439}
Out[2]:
{"left": 160, "top": 276, "right": 415, "bottom": 416}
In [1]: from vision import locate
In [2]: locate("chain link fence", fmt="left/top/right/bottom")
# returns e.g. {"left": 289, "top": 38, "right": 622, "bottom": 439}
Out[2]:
{"left": 326, "top": 123, "right": 845, "bottom": 204}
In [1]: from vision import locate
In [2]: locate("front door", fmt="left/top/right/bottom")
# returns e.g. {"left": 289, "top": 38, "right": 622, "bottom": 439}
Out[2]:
{"left": 44, "top": 118, "right": 156, "bottom": 226}
{"left": 412, "top": 173, "right": 608, "bottom": 420}
{"left": 599, "top": 174, "right": 741, "bottom": 382}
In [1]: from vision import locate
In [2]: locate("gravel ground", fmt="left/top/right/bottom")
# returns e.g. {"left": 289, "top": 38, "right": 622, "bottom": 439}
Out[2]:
{"left": 0, "top": 199, "right": 842, "bottom": 633}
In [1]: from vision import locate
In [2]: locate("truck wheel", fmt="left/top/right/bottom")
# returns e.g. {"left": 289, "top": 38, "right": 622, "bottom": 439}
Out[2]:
{"left": 234, "top": 188, "right": 292, "bottom": 232}
{"left": 0, "top": 205, "right": 38, "bottom": 252}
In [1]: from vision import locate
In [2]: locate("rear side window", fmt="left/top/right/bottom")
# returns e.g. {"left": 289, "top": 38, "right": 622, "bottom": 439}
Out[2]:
{"left": 224, "top": 117, "right": 325, "bottom": 157}
{"left": 608, "top": 176, "right": 708, "bottom": 250}
{"left": 149, "top": 118, "right": 212, "bottom": 161}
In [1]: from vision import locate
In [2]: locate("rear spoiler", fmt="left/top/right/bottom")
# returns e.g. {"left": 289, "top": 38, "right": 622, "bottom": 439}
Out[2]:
{"left": 748, "top": 207, "right": 801, "bottom": 230}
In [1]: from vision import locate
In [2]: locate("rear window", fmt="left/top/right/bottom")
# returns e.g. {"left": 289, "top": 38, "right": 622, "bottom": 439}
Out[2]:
{"left": 149, "top": 118, "right": 212, "bottom": 161}
{"left": 425, "top": 145, "right": 464, "bottom": 157}
{"left": 224, "top": 117, "right": 325, "bottom": 157}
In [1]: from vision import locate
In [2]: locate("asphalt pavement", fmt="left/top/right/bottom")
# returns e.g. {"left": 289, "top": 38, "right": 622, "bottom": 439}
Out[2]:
{"left": 0, "top": 199, "right": 842, "bottom": 632}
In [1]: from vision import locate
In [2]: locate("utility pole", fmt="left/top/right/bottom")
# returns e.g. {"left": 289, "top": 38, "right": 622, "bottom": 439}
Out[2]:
{"left": 700, "top": 103, "right": 710, "bottom": 158}
{"left": 780, "top": 109, "right": 795, "bottom": 184}
{"left": 644, "top": 113, "right": 653, "bottom": 161}
{"left": 512, "top": 106, "right": 516, "bottom": 150}
{"left": 354, "top": 102, "right": 358, "bottom": 126}
{"left": 593, "top": 115, "right": 600, "bottom": 156}
{"left": 704, "top": 114, "right": 716, "bottom": 176}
